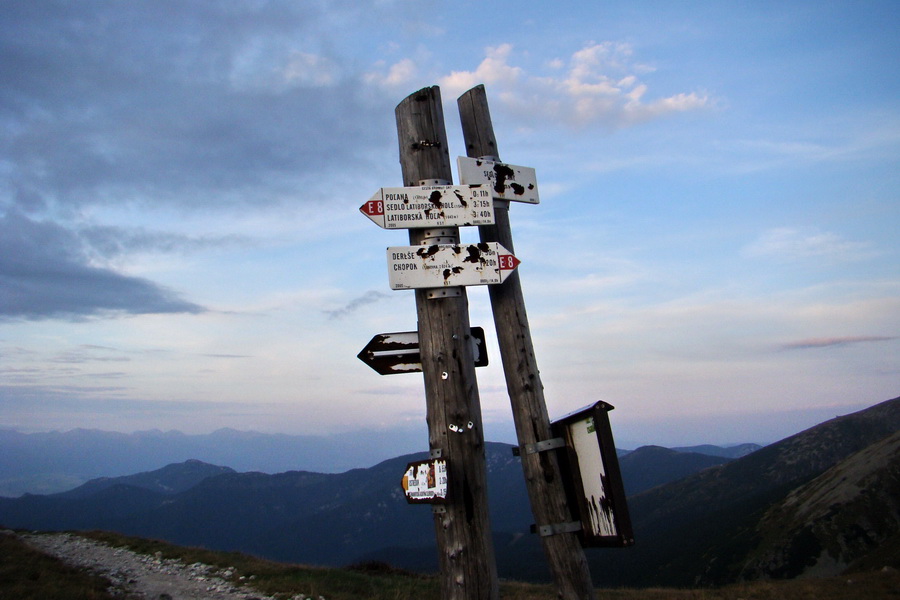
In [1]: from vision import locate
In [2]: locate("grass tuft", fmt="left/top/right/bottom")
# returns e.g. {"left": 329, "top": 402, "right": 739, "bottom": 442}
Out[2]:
{"left": 0, "top": 531, "right": 117, "bottom": 600}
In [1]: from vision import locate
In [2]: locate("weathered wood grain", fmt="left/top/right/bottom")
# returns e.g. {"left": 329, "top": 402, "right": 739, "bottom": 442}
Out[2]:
{"left": 395, "top": 86, "right": 499, "bottom": 600}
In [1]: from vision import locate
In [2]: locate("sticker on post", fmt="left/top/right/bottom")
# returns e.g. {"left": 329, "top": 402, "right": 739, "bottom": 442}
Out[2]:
{"left": 401, "top": 458, "right": 448, "bottom": 504}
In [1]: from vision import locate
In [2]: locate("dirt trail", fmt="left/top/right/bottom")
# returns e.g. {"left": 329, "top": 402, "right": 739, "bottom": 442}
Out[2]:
{"left": 22, "top": 532, "right": 281, "bottom": 600}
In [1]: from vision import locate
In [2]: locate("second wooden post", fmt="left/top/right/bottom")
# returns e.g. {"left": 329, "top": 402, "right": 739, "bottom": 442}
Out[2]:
{"left": 458, "top": 84, "right": 597, "bottom": 600}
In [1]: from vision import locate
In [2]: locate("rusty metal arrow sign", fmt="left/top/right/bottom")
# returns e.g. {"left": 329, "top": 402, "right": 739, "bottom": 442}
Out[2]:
{"left": 358, "top": 327, "right": 488, "bottom": 375}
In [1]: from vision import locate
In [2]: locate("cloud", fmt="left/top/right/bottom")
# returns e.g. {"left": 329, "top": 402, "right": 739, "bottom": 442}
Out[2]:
{"left": 323, "top": 290, "right": 390, "bottom": 320}
{"left": 438, "top": 42, "right": 709, "bottom": 129}
{"left": 779, "top": 336, "right": 896, "bottom": 350}
{"left": 0, "top": 2, "right": 394, "bottom": 322}
{"left": 80, "top": 225, "right": 248, "bottom": 260}
{"left": 0, "top": 212, "right": 204, "bottom": 321}
{"left": 1, "top": 2, "right": 389, "bottom": 216}
{"left": 440, "top": 44, "right": 523, "bottom": 92}
{"left": 365, "top": 58, "right": 419, "bottom": 89}
{"left": 742, "top": 227, "right": 874, "bottom": 262}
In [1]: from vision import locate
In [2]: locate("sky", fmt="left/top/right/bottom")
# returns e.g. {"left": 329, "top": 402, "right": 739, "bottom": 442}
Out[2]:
{"left": 1, "top": 1, "right": 898, "bottom": 452}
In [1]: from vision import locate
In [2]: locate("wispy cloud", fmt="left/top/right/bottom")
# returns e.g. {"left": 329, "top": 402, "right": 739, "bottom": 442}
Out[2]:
{"left": 80, "top": 225, "right": 249, "bottom": 260}
{"left": 433, "top": 42, "right": 710, "bottom": 129}
{"left": 742, "top": 227, "right": 875, "bottom": 262}
{"left": 780, "top": 336, "right": 896, "bottom": 351}
{"left": 323, "top": 290, "right": 390, "bottom": 320}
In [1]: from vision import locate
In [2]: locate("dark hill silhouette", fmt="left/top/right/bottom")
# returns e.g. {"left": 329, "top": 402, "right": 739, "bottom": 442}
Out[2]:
{"left": 58, "top": 459, "right": 235, "bottom": 499}
{"left": 738, "top": 428, "right": 900, "bottom": 579}
{"left": 592, "top": 396, "right": 900, "bottom": 586}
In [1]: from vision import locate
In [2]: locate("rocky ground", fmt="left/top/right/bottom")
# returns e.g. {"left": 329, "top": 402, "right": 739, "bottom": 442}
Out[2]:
{"left": 20, "top": 532, "right": 296, "bottom": 600}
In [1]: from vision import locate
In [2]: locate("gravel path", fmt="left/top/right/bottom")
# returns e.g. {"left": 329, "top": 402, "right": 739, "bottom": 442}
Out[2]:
{"left": 21, "top": 532, "right": 281, "bottom": 600}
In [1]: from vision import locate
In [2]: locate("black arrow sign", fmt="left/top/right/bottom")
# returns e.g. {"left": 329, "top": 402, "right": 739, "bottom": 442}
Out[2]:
{"left": 358, "top": 327, "right": 488, "bottom": 375}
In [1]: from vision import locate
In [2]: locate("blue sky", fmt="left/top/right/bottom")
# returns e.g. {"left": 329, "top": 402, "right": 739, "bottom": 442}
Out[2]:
{"left": 1, "top": 1, "right": 898, "bottom": 451}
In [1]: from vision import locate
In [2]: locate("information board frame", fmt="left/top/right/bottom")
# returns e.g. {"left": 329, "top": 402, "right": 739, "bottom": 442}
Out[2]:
{"left": 550, "top": 401, "right": 634, "bottom": 547}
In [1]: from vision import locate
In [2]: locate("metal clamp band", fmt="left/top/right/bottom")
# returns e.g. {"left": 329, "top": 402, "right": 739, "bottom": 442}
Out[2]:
{"left": 535, "top": 521, "right": 582, "bottom": 537}
{"left": 511, "top": 437, "right": 566, "bottom": 456}
{"left": 425, "top": 287, "right": 462, "bottom": 299}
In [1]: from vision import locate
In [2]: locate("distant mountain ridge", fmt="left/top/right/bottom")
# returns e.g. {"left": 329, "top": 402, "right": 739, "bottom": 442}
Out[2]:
{"left": 0, "top": 427, "right": 425, "bottom": 497}
{"left": 618, "top": 446, "right": 731, "bottom": 496}
{"left": 56, "top": 460, "right": 235, "bottom": 500}
{"left": 671, "top": 443, "right": 761, "bottom": 458}
{"left": 0, "top": 426, "right": 758, "bottom": 497}
{"left": 1, "top": 397, "right": 896, "bottom": 588}
{"left": 0, "top": 440, "right": 736, "bottom": 570}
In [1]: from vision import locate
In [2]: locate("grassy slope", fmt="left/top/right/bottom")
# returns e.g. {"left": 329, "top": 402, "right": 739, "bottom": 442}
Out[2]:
{"left": 4, "top": 530, "right": 898, "bottom": 600}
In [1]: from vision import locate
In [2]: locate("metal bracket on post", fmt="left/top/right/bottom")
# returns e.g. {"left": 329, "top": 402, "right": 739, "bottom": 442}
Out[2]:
{"left": 432, "top": 505, "right": 447, "bottom": 514}
{"left": 533, "top": 521, "right": 582, "bottom": 537}
{"left": 426, "top": 287, "right": 462, "bottom": 299}
{"left": 511, "top": 437, "right": 566, "bottom": 456}
{"left": 430, "top": 448, "right": 443, "bottom": 459}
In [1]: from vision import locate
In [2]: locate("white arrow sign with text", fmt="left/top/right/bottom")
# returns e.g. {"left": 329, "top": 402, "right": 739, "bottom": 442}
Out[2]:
{"left": 457, "top": 156, "right": 539, "bottom": 204}
{"left": 360, "top": 184, "right": 495, "bottom": 229}
{"left": 387, "top": 242, "right": 520, "bottom": 290}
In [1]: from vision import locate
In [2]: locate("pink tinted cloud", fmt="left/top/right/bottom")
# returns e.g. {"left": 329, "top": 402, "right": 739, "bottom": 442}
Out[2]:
{"left": 780, "top": 335, "right": 895, "bottom": 350}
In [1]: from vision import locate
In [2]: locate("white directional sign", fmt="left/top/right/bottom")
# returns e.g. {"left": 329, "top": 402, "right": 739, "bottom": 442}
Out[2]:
{"left": 360, "top": 184, "right": 495, "bottom": 229}
{"left": 386, "top": 242, "right": 520, "bottom": 290}
{"left": 457, "top": 156, "right": 539, "bottom": 204}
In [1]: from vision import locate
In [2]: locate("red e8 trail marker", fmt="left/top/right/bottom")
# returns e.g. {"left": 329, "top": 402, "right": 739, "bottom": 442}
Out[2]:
{"left": 361, "top": 184, "right": 495, "bottom": 229}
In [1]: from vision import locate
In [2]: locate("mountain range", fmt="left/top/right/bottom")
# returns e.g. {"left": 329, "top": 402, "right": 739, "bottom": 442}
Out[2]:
{"left": 0, "top": 425, "right": 758, "bottom": 498}
{"left": 1, "top": 396, "right": 897, "bottom": 588}
{"left": 0, "top": 426, "right": 428, "bottom": 497}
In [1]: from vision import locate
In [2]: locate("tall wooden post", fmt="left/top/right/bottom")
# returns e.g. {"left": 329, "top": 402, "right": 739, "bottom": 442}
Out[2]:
{"left": 458, "top": 85, "right": 598, "bottom": 600}
{"left": 395, "top": 86, "right": 499, "bottom": 600}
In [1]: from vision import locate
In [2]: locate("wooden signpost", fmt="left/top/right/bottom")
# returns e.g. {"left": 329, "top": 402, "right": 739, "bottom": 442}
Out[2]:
{"left": 358, "top": 84, "right": 629, "bottom": 600}
{"left": 393, "top": 86, "right": 498, "bottom": 600}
